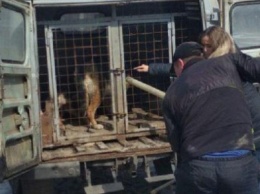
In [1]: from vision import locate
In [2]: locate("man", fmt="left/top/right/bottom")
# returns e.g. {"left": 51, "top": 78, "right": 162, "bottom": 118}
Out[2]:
{"left": 163, "top": 42, "right": 260, "bottom": 194}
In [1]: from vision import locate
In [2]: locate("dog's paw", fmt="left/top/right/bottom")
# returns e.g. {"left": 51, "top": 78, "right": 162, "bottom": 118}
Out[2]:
{"left": 93, "top": 124, "right": 104, "bottom": 130}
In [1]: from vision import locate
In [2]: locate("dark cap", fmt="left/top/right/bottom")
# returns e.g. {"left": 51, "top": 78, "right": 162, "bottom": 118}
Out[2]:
{"left": 172, "top": 42, "right": 203, "bottom": 63}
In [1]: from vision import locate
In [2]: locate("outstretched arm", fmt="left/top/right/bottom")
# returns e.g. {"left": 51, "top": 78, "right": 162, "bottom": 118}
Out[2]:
{"left": 231, "top": 52, "right": 260, "bottom": 82}
{"left": 133, "top": 64, "right": 149, "bottom": 72}
{"left": 134, "top": 63, "right": 172, "bottom": 76}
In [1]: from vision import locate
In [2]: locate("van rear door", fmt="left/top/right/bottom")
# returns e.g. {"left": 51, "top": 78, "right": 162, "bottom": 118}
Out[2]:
{"left": 222, "top": 0, "right": 260, "bottom": 57}
{"left": 200, "top": 0, "right": 220, "bottom": 28}
{"left": 0, "top": 0, "right": 41, "bottom": 179}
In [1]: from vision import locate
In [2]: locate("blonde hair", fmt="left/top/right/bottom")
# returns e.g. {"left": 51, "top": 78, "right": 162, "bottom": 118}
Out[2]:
{"left": 199, "top": 26, "right": 236, "bottom": 58}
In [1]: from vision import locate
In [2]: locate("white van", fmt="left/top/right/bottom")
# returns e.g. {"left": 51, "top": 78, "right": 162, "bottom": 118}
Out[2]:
{"left": 0, "top": 0, "right": 259, "bottom": 193}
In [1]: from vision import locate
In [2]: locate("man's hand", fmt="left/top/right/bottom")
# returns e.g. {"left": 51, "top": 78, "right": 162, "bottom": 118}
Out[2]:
{"left": 134, "top": 64, "right": 149, "bottom": 72}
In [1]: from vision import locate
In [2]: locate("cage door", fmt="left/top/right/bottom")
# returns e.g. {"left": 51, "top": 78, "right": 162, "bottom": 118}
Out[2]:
{"left": 119, "top": 17, "right": 175, "bottom": 134}
{"left": 43, "top": 23, "right": 117, "bottom": 143}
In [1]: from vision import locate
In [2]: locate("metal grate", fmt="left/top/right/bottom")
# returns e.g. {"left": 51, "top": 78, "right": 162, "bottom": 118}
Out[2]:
{"left": 52, "top": 27, "right": 111, "bottom": 126}
{"left": 36, "top": 1, "right": 203, "bottom": 141}
{"left": 123, "top": 22, "right": 170, "bottom": 115}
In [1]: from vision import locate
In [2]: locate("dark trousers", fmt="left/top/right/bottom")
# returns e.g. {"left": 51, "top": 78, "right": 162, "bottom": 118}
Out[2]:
{"left": 175, "top": 154, "right": 259, "bottom": 194}
{"left": 0, "top": 181, "right": 12, "bottom": 194}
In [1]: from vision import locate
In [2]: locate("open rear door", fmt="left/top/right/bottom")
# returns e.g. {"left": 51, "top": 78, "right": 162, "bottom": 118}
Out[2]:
{"left": 0, "top": 0, "right": 41, "bottom": 180}
{"left": 222, "top": 0, "right": 260, "bottom": 57}
{"left": 200, "top": 0, "right": 220, "bottom": 29}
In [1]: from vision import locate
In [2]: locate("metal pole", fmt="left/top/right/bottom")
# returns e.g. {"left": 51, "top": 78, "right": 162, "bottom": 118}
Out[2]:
{"left": 126, "top": 76, "right": 165, "bottom": 99}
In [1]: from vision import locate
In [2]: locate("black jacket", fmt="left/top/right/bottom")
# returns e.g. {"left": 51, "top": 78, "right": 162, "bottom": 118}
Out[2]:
{"left": 163, "top": 53, "right": 260, "bottom": 162}
{"left": 149, "top": 60, "right": 260, "bottom": 148}
{"left": 148, "top": 63, "right": 172, "bottom": 76}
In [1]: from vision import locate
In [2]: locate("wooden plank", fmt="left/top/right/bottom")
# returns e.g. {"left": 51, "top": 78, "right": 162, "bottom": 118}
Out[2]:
{"left": 132, "top": 108, "right": 148, "bottom": 115}
{"left": 132, "top": 108, "right": 148, "bottom": 119}
{"left": 128, "top": 120, "right": 150, "bottom": 128}
{"left": 75, "top": 142, "right": 95, "bottom": 152}
{"left": 146, "top": 112, "right": 163, "bottom": 120}
{"left": 43, "top": 130, "right": 166, "bottom": 149}
{"left": 128, "top": 120, "right": 165, "bottom": 131}
{"left": 131, "top": 108, "right": 163, "bottom": 120}
{"left": 96, "top": 142, "right": 108, "bottom": 150}
{"left": 75, "top": 146, "right": 86, "bottom": 152}
{"left": 118, "top": 139, "right": 131, "bottom": 147}
{"left": 42, "top": 135, "right": 171, "bottom": 162}
{"left": 139, "top": 137, "right": 157, "bottom": 146}
{"left": 42, "top": 147, "right": 172, "bottom": 163}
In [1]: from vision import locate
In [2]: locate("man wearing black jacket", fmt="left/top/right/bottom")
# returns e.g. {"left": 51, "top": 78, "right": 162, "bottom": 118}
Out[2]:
{"left": 163, "top": 42, "right": 260, "bottom": 194}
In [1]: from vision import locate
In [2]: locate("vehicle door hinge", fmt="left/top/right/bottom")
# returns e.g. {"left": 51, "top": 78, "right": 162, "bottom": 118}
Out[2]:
{"left": 110, "top": 68, "right": 124, "bottom": 76}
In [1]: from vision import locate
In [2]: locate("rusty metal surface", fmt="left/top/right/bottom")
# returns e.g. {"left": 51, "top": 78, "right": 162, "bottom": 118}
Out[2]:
{"left": 41, "top": 101, "right": 55, "bottom": 145}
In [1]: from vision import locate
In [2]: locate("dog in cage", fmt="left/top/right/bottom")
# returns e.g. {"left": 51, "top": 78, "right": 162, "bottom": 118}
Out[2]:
{"left": 57, "top": 62, "right": 106, "bottom": 130}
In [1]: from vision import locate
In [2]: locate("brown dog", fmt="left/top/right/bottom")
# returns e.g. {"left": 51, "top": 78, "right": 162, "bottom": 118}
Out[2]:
{"left": 75, "top": 63, "right": 104, "bottom": 130}
{"left": 58, "top": 62, "right": 104, "bottom": 130}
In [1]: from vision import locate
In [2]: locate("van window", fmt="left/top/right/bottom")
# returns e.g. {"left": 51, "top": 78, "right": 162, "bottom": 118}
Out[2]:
{"left": 231, "top": 3, "right": 260, "bottom": 49}
{"left": 0, "top": 6, "right": 25, "bottom": 63}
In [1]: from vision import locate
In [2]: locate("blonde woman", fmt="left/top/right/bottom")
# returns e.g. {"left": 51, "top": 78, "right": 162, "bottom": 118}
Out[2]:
{"left": 199, "top": 26, "right": 260, "bottom": 142}
{"left": 199, "top": 25, "right": 236, "bottom": 58}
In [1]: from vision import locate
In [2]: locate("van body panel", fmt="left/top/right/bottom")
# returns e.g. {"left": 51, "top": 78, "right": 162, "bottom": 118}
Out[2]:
{"left": 222, "top": 0, "right": 260, "bottom": 57}
{"left": 0, "top": 0, "right": 218, "bottom": 180}
{"left": 1, "top": 0, "right": 259, "bottom": 186}
{"left": 0, "top": 0, "right": 41, "bottom": 179}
